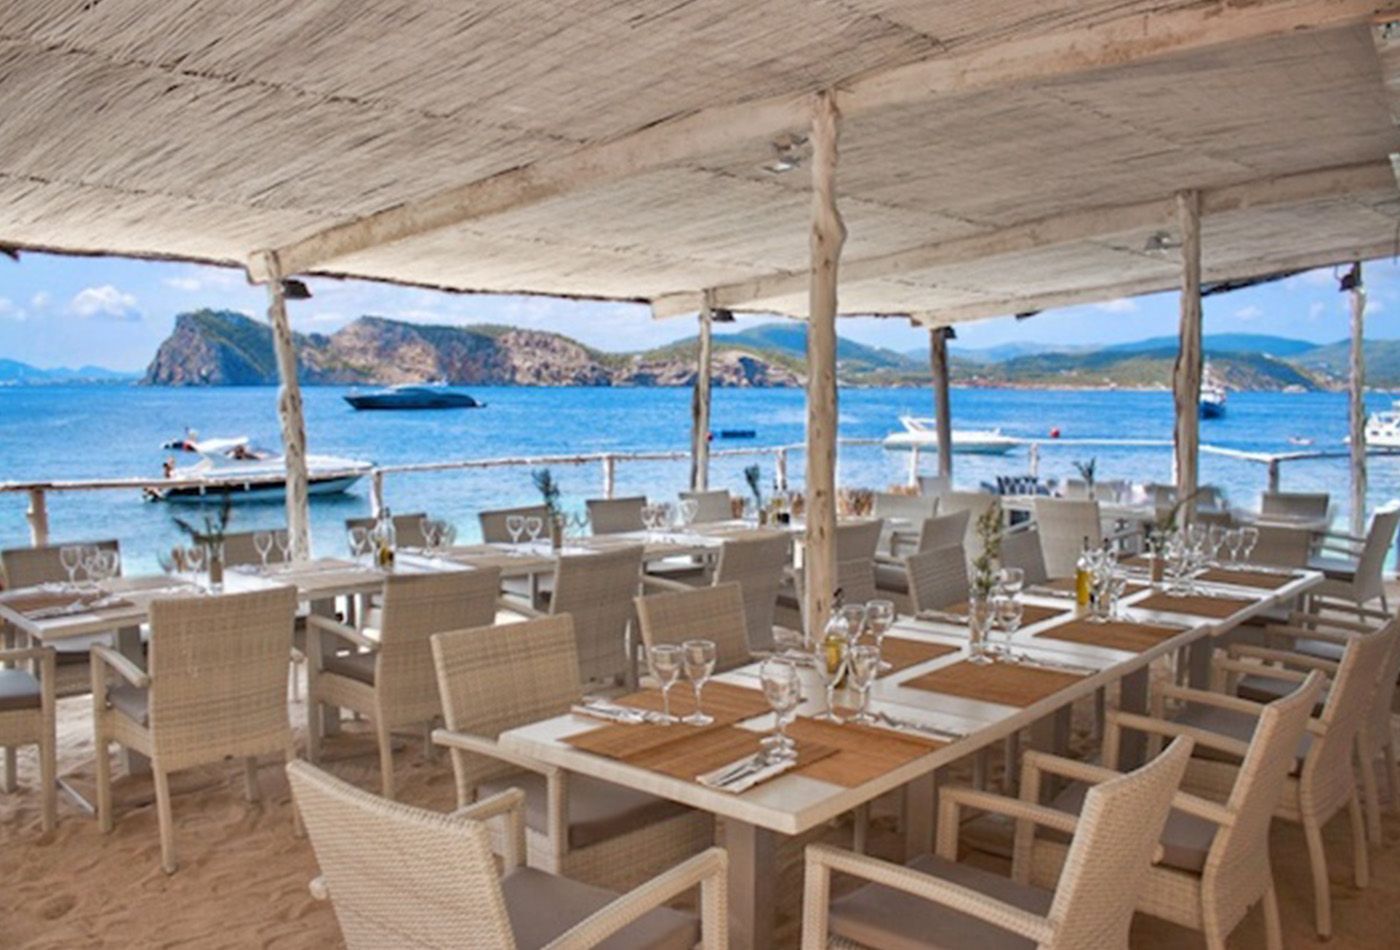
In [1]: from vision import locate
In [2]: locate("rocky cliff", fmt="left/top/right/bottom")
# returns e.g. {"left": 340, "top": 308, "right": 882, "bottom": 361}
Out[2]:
{"left": 142, "top": 310, "right": 800, "bottom": 387}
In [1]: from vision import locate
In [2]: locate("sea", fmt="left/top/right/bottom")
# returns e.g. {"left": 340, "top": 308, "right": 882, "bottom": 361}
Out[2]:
{"left": 2, "top": 384, "right": 1396, "bottom": 573}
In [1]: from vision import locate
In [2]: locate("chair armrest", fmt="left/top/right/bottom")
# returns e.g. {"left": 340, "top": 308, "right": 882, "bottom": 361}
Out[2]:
{"left": 0, "top": 645, "right": 54, "bottom": 665}
{"left": 1020, "top": 748, "right": 1236, "bottom": 828}
{"left": 1104, "top": 710, "right": 1251, "bottom": 760}
{"left": 1020, "top": 750, "right": 1121, "bottom": 787}
{"left": 803, "top": 844, "right": 1056, "bottom": 946}
{"left": 90, "top": 644, "right": 149, "bottom": 688}
{"left": 547, "top": 848, "right": 729, "bottom": 950}
{"left": 872, "top": 552, "right": 906, "bottom": 569}
{"left": 938, "top": 784, "right": 1079, "bottom": 848}
{"left": 1284, "top": 610, "right": 1376, "bottom": 634}
{"left": 431, "top": 728, "right": 561, "bottom": 777}
{"left": 1214, "top": 657, "right": 1310, "bottom": 685}
{"left": 306, "top": 614, "right": 377, "bottom": 651}
{"left": 451, "top": 788, "right": 527, "bottom": 872}
{"left": 497, "top": 594, "right": 544, "bottom": 619}
{"left": 1227, "top": 644, "right": 1338, "bottom": 674}
{"left": 1156, "top": 682, "right": 1268, "bottom": 718}
{"left": 639, "top": 574, "right": 694, "bottom": 594}
{"left": 1262, "top": 622, "right": 1356, "bottom": 646}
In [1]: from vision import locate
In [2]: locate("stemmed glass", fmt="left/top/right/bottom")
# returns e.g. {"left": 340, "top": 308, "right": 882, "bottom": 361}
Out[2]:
{"left": 847, "top": 645, "right": 881, "bottom": 724}
{"left": 439, "top": 522, "right": 457, "bottom": 548}
{"left": 79, "top": 544, "right": 101, "bottom": 583}
{"left": 995, "top": 567, "right": 1025, "bottom": 650}
{"left": 59, "top": 545, "right": 81, "bottom": 583}
{"left": 420, "top": 517, "right": 440, "bottom": 552}
{"left": 274, "top": 530, "right": 291, "bottom": 562}
{"left": 864, "top": 599, "right": 895, "bottom": 671}
{"left": 1240, "top": 527, "right": 1259, "bottom": 565}
{"left": 838, "top": 603, "right": 867, "bottom": 645}
{"left": 681, "top": 639, "right": 717, "bottom": 726}
{"left": 185, "top": 544, "right": 206, "bottom": 580}
{"left": 348, "top": 527, "right": 369, "bottom": 564}
{"left": 677, "top": 499, "right": 699, "bottom": 528}
{"left": 506, "top": 514, "right": 526, "bottom": 545}
{"left": 648, "top": 644, "right": 684, "bottom": 724}
{"left": 1207, "top": 524, "right": 1226, "bottom": 565}
{"left": 524, "top": 516, "right": 543, "bottom": 545}
{"left": 811, "top": 616, "right": 848, "bottom": 723}
{"left": 253, "top": 530, "right": 274, "bottom": 567}
{"left": 759, "top": 658, "right": 800, "bottom": 762}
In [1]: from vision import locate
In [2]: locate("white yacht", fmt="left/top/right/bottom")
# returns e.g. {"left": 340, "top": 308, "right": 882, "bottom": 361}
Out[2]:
{"left": 146, "top": 434, "right": 372, "bottom": 503}
{"left": 1364, "top": 401, "right": 1400, "bottom": 449}
{"left": 882, "top": 416, "right": 1020, "bottom": 455}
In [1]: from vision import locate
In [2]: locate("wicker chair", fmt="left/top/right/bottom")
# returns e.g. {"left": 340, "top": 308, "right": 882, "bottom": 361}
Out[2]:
{"left": 480, "top": 505, "right": 551, "bottom": 543}
{"left": 905, "top": 544, "right": 969, "bottom": 614}
{"left": 636, "top": 583, "right": 751, "bottom": 673}
{"left": 587, "top": 496, "right": 646, "bottom": 535}
{"left": 801, "top": 738, "right": 1194, "bottom": 950}
{"left": 873, "top": 512, "right": 971, "bottom": 613}
{"left": 2, "top": 540, "right": 122, "bottom": 680}
{"left": 679, "top": 489, "right": 733, "bottom": 523}
{"left": 1260, "top": 490, "right": 1330, "bottom": 522}
{"left": 1021, "top": 671, "right": 1325, "bottom": 950}
{"left": 0, "top": 645, "right": 56, "bottom": 832}
{"left": 776, "top": 521, "right": 883, "bottom": 631}
{"left": 346, "top": 512, "right": 429, "bottom": 548}
{"left": 999, "top": 524, "right": 1049, "bottom": 586}
{"left": 872, "top": 492, "right": 937, "bottom": 555}
{"left": 1032, "top": 498, "right": 1101, "bottom": 579}
{"left": 287, "top": 759, "right": 727, "bottom": 950}
{"left": 644, "top": 532, "right": 791, "bottom": 652}
{"left": 940, "top": 491, "right": 999, "bottom": 561}
{"left": 1151, "top": 618, "right": 1397, "bottom": 938}
{"left": 431, "top": 616, "right": 714, "bottom": 892}
{"left": 1247, "top": 523, "right": 1313, "bottom": 569}
{"left": 306, "top": 568, "right": 502, "bottom": 799}
{"left": 1307, "top": 506, "right": 1400, "bottom": 613}
{"left": 92, "top": 586, "right": 299, "bottom": 873}
{"left": 918, "top": 474, "right": 951, "bottom": 498}
{"left": 220, "top": 529, "right": 293, "bottom": 567}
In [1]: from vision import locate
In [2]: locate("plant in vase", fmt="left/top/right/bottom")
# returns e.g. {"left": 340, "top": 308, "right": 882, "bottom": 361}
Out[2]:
{"left": 967, "top": 498, "right": 1004, "bottom": 664}
{"left": 171, "top": 492, "right": 233, "bottom": 589}
{"left": 1072, "top": 457, "right": 1097, "bottom": 498}
{"left": 743, "top": 464, "right": 765, "bottom": 524}
{"left": 1147, "top": 488, "right": 1200, "bottom": 585}
{"left": 532, "top": 467, "right": 565, "bottom": 549}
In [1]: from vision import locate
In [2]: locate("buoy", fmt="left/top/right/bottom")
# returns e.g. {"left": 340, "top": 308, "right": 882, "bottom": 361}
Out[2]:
{"left": 1050, "top": 427, "right": 1061, "bottom": 439}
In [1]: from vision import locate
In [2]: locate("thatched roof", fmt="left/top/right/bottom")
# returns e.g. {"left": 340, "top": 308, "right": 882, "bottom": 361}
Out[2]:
{"left": 3, "top": 1, "right": 1398, "bottom": 322}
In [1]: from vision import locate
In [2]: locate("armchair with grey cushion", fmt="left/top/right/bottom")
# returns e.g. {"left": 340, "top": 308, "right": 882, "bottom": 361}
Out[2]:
{"left": 775, "top": 520, "right": 883, "bottom": 631}
{"left": 587, "top": 496, "right": 646, "bottom": 535}
{"left": 345, "top": 511, "right": 429, "bottom": 549}
{"left": 636, "top": 582, "right": 751, "bottom": 673}
{"left": 642, "top": 532, "right": 790, "bottom": 652}
{"left": 800, "top": 738, "right": 1193, "bottom": 950}
{"left": 1306, "top": 506, "right": 1400, "bottom": 613}
{"left": 679, "top": 489, "right": 734, "bottom": 523}
{"left": 904, "top": 544, "right": 970, "bottom": 615}
{"left": 0, "top": 644, "right": 56, "bottom": 832}
{"left": 287, "top": 759, "right": 728, "bottom": 950}
{"left": 873, "top": 510, "right": 971, "bottom": 612}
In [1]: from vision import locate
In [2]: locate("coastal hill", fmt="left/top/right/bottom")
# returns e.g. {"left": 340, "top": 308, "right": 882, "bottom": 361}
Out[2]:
{"left": 125, "top": 308, "right": 1400, "bottom": 390}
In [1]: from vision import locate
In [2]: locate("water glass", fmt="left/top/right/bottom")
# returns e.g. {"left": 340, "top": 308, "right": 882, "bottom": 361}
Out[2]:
{"left": 647, "top": 644, "right": 683, "bottom": 724}
{"left": 838, "top": 603, "right": 867, "bottom": 644}
{"left": 811, "top": 620, "right": 848, "bottom": 722}
{"left": 678, "top": 498, "right": 699, "bottom": 527}
{"left": 274, "top": 530, "right": 291, "bottom": 561}
{"left": 59, "top": 545, "right": 81, "bottom": 583}
{"left": 524, "top": 516, "right": 543, "bottom": 543}
{"left": 419, "top": 517, "right": 439, "bottom": 551}
{"left": 1240, "top": 526, "right": 1259, "bottom": 565}
{"left": 759, "top": 658, "right": 800, "bottom": 761}
{"left": 864, "top": 599, "right": 895, "bottom": 671}
{"left": 348, "top": 527, "right": 369, "bottom": 562}
{"left": 995, "top": 593, "right": 1024, "bottom": 650}
{"left": 1207, "top": 524, "right": 1226, "bottom": 564}
{"left": 185, "top": 544, "right": 206, "bottom": 576}
{"left": 966, "top": 596, "right": 995, "bottom": 665}
{"left": 681, "top": 639, "right": 717, "bottom": 726}
{"left": 847, "top": 644, "right": 881, "bottom": 724}
{"left": 506, "top": 514, "right": 525, "bottom": 544}
{"left": 254, "top": 530, "right": 274, "bottom": 566}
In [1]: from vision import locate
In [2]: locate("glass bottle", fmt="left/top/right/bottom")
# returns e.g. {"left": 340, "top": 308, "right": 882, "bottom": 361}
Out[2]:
{"left": 1074, "top": 535, "right": 1091, "bottom": 608}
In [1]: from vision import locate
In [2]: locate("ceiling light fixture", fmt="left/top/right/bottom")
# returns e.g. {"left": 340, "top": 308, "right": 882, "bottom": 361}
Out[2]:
{"left": 1143, "top": 230, "right": 1182, "bottom": 256}
{"left": 281, "top": 278, "right": 312, "bottom": 300}
{"left": 712, "top": 308, "right": 736, "bottom": 323}
{"left": 1338, "top": 262, "right": 1362, "bottom": 293}
{"left": 0, "top": 246, "right": 19, "bottom": 262}
{"left": 761, "top": 133, "right": 809, "bottom": 174}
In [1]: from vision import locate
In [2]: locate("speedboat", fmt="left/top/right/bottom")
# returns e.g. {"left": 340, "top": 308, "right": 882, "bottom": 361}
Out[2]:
{"left": 1364, "top": 401, "right": 1400, "bottom": 448}
{"left": 1200, "top": 364, "right": 1227, "bottom": 419}
{"left": 882, "top": 416, "right": 1019, "bottom": 455}
{"left": 344, "top": 383, "right": 483, "bottom": 410}
{"left": 145, "top": 435, "right": 371, "bottom": 503}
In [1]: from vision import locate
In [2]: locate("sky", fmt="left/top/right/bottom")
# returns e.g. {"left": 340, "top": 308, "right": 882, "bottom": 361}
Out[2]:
{"left": 0, "top": 251, "right": 1397, "bottom": 371}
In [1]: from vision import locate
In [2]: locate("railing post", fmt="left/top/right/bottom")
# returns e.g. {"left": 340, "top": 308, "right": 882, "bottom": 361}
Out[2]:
{"left": 907, "top": 445, "right": 921, "bottom": 487}
{"left": 369, "top": 470, "right": 385, "bottom": 516}
{"left": 26, "top": 488, "right": 49, "bottom": 547}
{"left": 1266, "top": 458, "right": 1280, "bottom": 494}
{"left": 1028, "top": 442, "right": 1040, "bottom": 477}
{"left": 602, "top": 455, "right": 616, "bottom": 499}
{"left": 775, "top": 448, "right": 789, "bottom": 492}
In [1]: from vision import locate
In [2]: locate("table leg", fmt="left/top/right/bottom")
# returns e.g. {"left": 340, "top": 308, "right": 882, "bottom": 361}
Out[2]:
{"left": 904, "top": 770, "right": 937, "bottom": 858}
{"left": 311, "top": 600, "right": 342, "bottom": 737}
{"left": 721, "top": 818, "right": 776, "bottom": 950}
{"left": 116, "top": 625, "right": 150, "bottom": 776}
{"left": 1116, "top": 667, "right": 1149, "bottom": 768}
{"left": 1187, "top": 637, "right": 1214, "bottom": 690}
{"left": 1026, "top": 707, "right": 1071, "bottom": 800}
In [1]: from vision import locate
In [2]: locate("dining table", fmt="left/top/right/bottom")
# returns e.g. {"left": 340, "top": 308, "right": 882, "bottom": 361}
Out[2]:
{"left": 496, "top": 563, "right": 1321, "bottom": 948}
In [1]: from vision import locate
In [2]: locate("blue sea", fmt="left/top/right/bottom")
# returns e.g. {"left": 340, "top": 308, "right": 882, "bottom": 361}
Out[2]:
{"left": 2, "top": 385, "right": 1396, "bottom": 572}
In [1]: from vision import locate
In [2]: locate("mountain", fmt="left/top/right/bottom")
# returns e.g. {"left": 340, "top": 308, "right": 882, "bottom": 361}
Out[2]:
{"left": 142, "top": 310, "right": 802, "bottom": 387}
{"left": 0, "top": 358, "right": 137, "bottom": 385}
{"left": 1291, "top": 339, "right": 1400, "bottom": 388}
{"left": 1101, "top": 333, "right": 1320, "bottom": 358}
{"left": 958, "top": 346, "right": 1321, "bottom": 391}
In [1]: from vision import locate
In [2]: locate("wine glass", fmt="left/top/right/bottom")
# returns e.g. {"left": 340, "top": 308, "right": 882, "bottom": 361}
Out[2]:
{"left": 186, "top": 544, "right": 206, "bottom": 578}
{"left": 681, "top": 639, "right": 717, "bottom": 726}
{"left": 995, "top": 592, "right": 1024, "bottom": 650}
{"left": 647, "top": 644, "right": 683, "bottom": 724}
{"left": 838, "top": 603, "right": 867, "bottom": 644}
{"left": 506, "top": 514, "right": 526, "bottom": 544}
{"left": 759, "top": 658, "right": 800, "bottom": 761}
{"left": 1207, "top": 524, "right": 1226, "bottom": 565}
{"left": 847, "top": 644, "right": 881, "bottom": 724}
{"left": 524, "top": 516, "right": 543, "bottom": 544}
{"left": 156, "top": 549, "right": 177, "bottom": 578}
{"left": 59, "top": 545, "right": 81, "bottom": 583}
{"left": 101, "top": 550, "right": 121, "bottom": 581}
{"left": 1223, "top": 527, "right": 1243, "bottom": 569}
{"left": 439, "top": 522, "right": 457, "bottom": 548}
{"left": 253, "top": 530, "right": 274, "bottom": 567}
{"left": 79, "top": 544, "right": 100, "bottom": 583}
{"left": 419, "top": 517, "right": 439, "bottom": 552}
{"left": 678, "top": 499, "right": 699, "bottom": 527}
{"left": 274, "top": 530, "right": 291, "bottom": 562}
{"left": 1240, "top": 526, "right": 1259, "bottom": 565}
{"left": 864, "top": 599, "right": 895, "bottom": 671}
{"left": 773, "top": 625, "right": 806, "bottom": 660}
{"left": 811, "top": 617, "right": 848, "bottom": 723}
{"left": 348, "top": 527, "right": 369, "bottom": 563}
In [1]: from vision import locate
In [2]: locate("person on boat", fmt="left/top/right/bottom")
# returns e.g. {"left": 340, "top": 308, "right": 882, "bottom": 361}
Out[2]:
{"left": 162, "top": 457, "right": 176, "bottom": 478}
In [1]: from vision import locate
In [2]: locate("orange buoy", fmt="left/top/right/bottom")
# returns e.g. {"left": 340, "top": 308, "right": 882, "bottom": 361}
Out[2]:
{"left": 1049, "top": 427, "right": 1061, "bottom": 438}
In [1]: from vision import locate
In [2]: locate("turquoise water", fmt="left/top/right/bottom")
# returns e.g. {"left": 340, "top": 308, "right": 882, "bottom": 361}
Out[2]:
{"left": 1, "top": 385, "right": 1395, "bottom": 571}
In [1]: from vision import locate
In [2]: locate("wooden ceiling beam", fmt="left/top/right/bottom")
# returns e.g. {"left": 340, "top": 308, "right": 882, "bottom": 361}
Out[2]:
{"left": 249, "top": 0, "right": 1382, "bottom": 282}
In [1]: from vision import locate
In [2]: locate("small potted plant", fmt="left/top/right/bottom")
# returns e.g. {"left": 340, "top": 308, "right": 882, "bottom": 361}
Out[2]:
{"left": 1073, "top": 457, "right": 1097, "bottom": 499}
{"left": 743, "top": 464, "right": 766, "bottom": 525}
{"left": 967, "top": 498, "right": 1004, "bottom": 664}
{"left": 532, "top": 468, "right": 564, "bottom": 550}
{"left": 172, "top": 493, "right": 233, "bottom": 590}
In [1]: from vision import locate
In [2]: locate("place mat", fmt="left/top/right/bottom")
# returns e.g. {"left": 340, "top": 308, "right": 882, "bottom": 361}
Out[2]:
{"left": 1197, "top": 568, "right": 1297, "bottom": 591}
{"left": 566, "top": 723, "right": 837, "bottom": 786}
{"left": 878, "top": 637, "right": 959, "bottom": 674}
{"left": 943, "top": 601, "right": 1067, "bottom": 627}
{"left": 1134, "top": 590, "right": 1257, "bottom": 620}
{"left": 903, "top": 659, "right": 1086, "bottom": 707}
{"left": 0, "top": 588, "right": 133, "bottom": 619}
{"left": 614, "top": 681, "right": 771, "bottom": 724}
{"left": 1037, "top": 576, "right": 1149, "bottom": 598}
{"left": 1035, "top": 617, "right": 1184, "bottom": 653}
{"left": 785, "top": 717, "right": 943, "bottom": 787}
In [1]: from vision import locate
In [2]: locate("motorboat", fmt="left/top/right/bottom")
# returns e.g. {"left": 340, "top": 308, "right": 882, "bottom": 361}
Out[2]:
{"left": 1364, "top": 401, "right": 1400, "bottom": 449}
{"left": 146, "top": 435, "right": 371, "bottom": 503}
{"left": 344, "top": 383, "right": 483, "bottom": 410}
{"left": 882, "top": 416, "right": 1019, "bottom": 455}
{"left": 1199, "top": 364, "right": 1227, "bottom": 419}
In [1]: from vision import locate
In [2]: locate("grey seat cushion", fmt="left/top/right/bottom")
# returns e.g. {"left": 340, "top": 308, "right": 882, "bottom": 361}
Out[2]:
{"left": 1172, "top": 701, "right": 1310, "bottom": 767}
{"left": 0, "top": 668, "right": 41, "bottom": 711}
{"left": 108, "top": 683, "right": 149, "bottom": 724}
{"left": 828, "top": 852, "right": 1051, "bottom": 950}
{"left": 1236, "top": 674, "right": 1328, "bottom": 712}
{"left": 479, "top": 770, "right": 689, "bottom": 850}
{"left": 873, "top": 562, "right": 908, "bottom": 594}
{"left": 322, "top": 651, "right": 376, "bottom": 685}
{"left": 1306, "top": 555, "right": 1357, "bottom": 581}
{"left": 1049, "top": 781, "right": 1216, "bottom": 873}
{"left": 1293, "top": 637, "right": 1346, "bottom": 662}
{"left": 502, "top": 865, "right": 697, "bottom": 950}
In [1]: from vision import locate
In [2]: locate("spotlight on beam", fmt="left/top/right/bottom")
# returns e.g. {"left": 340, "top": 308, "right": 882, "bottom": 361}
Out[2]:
{"left": 0, "top": 246, "right": 19, "bottom": 262}
{"left": 1143, "top": 230, "right": 1182, "bottom": 256}
{"left": 761, "top": 133, "right": 809, "bottom": 174}
{"left": 1015, "top": 311, "right": 1041, "bottom": 321}
{"left": 1338, "top": 263, "right": 1362, "bottom": 293}
{"left": 281, "top": 278, "right": 312, "bottom": 300}
{"left": 712, "top": 308, "right": 736, "bottom": 323}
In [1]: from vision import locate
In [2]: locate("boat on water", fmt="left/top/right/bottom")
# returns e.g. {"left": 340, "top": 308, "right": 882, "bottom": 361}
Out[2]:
{"left": 1364, "top": 401, "right": 1400, "bottom": 448}
{"left": 145, "top": 435, "right": 371, "bottom": 503}
{"left": 344, "top": 383, "right": 483, "bottom": 410}
{"left": 882, "top": 416, "right": 1019, "bottom": 455}
{"left": 1199, "top": 363, "right": 1227, "bottom": 419}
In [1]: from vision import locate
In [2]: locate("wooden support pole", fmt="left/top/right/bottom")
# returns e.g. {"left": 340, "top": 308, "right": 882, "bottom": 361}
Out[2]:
{"left": 26, "top": 488, "right": 49, "bottom": 547}
{"left": 1172, "top": 190, "right": 1203, "bottom": 513}
{"left": 929, "top": 326, "right": 954, "bottom": 480}
{"left": 1348, "top": 262, "right": 1367, "bottom": 537}
{"left": 369, "top": 470, "right": 385, "bottom": 517}
{"left": 602, "top": 454, "right": 617, "bottom": 499}
{"left": 255, "top": 254, "right": 313, "bottom": 560}
{"left": 804, "top": 90, "right": 846, "bottom": 638}
{"left": 690, "top": 293, "right": 714, "bottom": 491}
{"left": 775, "top": 448, "right": 789, "bottom": 492}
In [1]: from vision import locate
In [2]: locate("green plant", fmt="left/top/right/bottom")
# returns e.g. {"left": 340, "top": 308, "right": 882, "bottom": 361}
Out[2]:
{"left": 171, "top": 492, "right": 233, "bottom": 546}
{"left": 532, "top": 468, "right": 562, "bottom": 519}
{"left": 1072, "top": 457, "right": 1097, "bottom": 487}
{"left": 970, "top": 498, "right": 1004, "bottom": 597}
{"left": 1150, "top": 488, "right": 1201, "bottom": 541}
{"left": 743, "top": 464, "right": 764, "bottom": 508}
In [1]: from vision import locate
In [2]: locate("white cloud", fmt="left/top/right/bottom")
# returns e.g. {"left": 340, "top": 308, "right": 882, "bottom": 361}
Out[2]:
{"left": 1093, "top": 298, "right": 1137, "bottom": 314}
{"left": 0, "top": 297, "right": 23, "bottom": 321}
{"left": 1307, "top": 301, "right": 1327, "bottom": 320}
{"left": 29, "top": 291, "right": 50, "bottom": 310}
{"left": 1233, "top": 304, "right": 1263, "bottom": 321}
{"left": 1366, "top": 299, "right": 1384, "bottom": 316}
{"left": 69, "top": 284, "right": 141, "bottom": 321}
{"left": 162, "top": 276, "right": 203, "bottom": 292}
